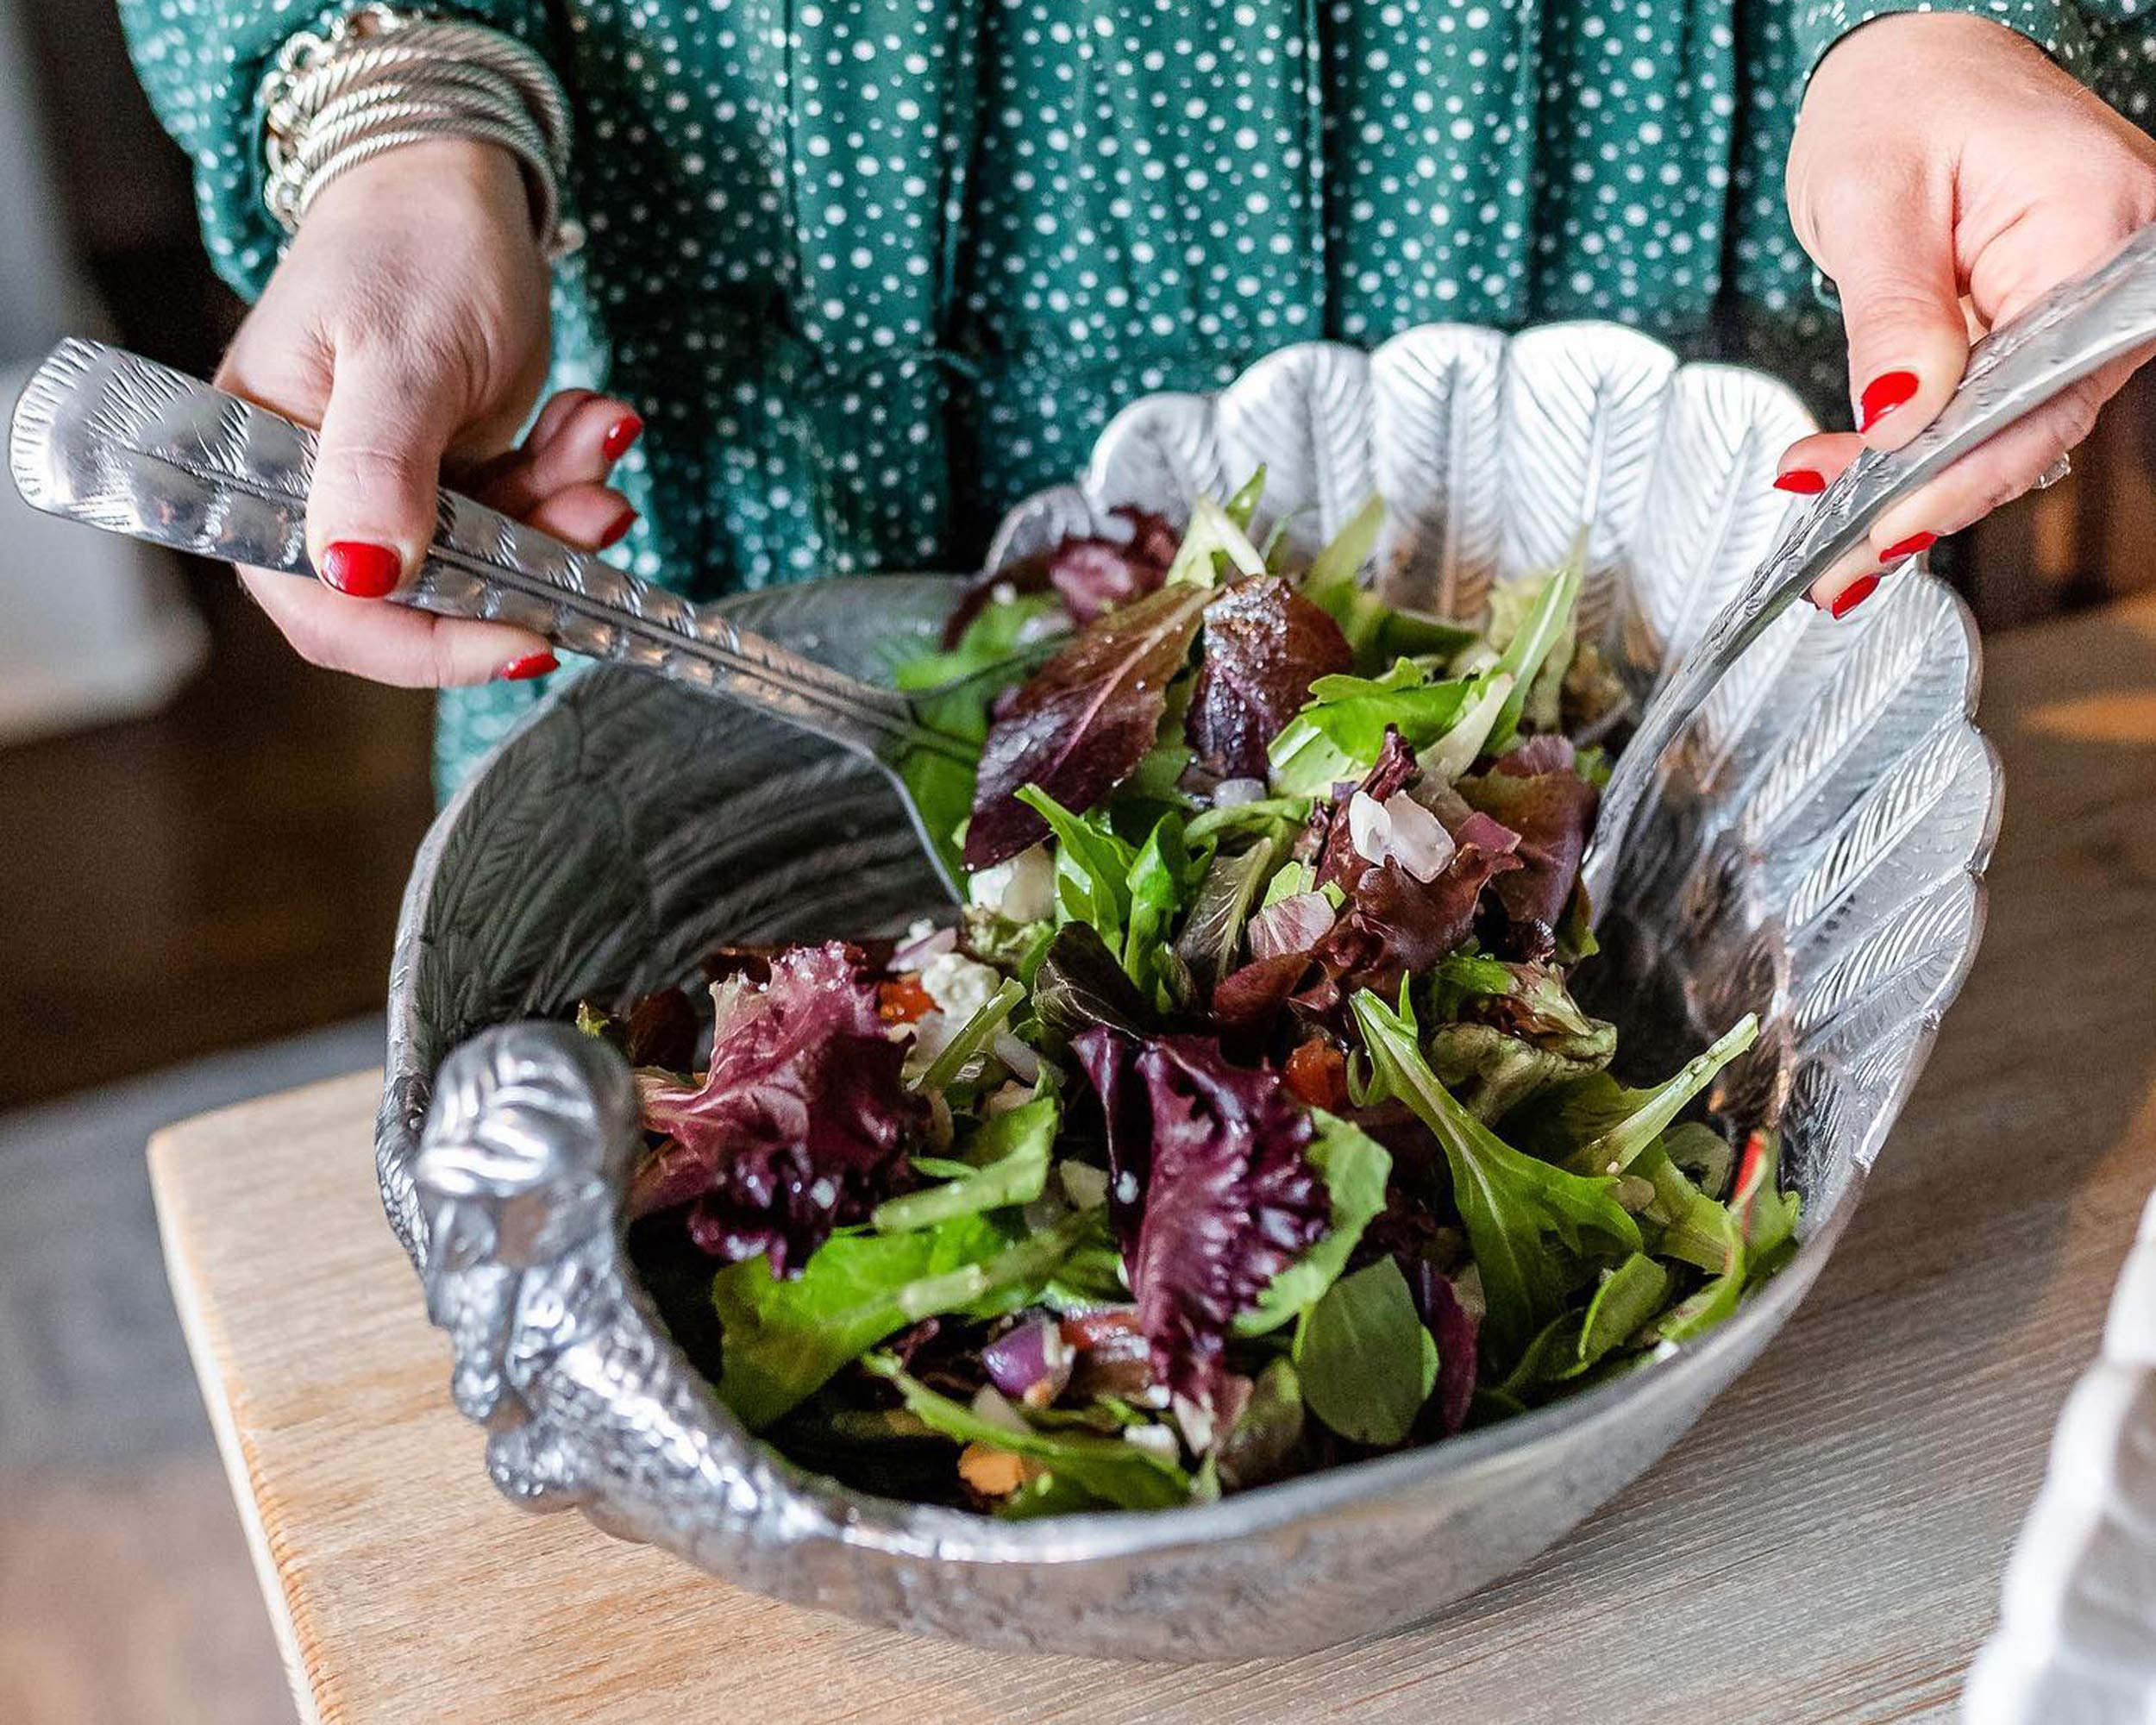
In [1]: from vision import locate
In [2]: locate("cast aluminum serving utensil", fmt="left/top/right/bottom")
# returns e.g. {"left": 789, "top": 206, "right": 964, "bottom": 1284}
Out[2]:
{"left": 1581, "top": 219, "right": 2156, "bottom": 916}
{"left": 3, "top": 339, "right": 978, "bottom": 901}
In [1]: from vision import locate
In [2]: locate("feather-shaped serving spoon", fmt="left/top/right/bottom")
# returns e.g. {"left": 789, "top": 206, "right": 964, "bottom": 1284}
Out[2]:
{"left": 1581, "top": 220, "right": 2156, "bottom": 919}
{"left": 6, "top": 338, "right": 981, "bottom": 901}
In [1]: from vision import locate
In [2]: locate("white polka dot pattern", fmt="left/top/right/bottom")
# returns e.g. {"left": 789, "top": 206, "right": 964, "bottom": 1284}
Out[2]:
{"left": 110, "top": 0, "right": 2148, "bottom": 794}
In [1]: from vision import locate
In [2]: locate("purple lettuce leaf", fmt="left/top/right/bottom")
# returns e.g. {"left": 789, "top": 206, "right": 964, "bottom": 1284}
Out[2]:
{"left": 1457, "top": 760, "right": 1600, "bottom": 955}
{"left": 1318, "top": 844, "right": 1522, "bottom": 1002}
{"left": 1073, "top": 1030, "right": 1328, "bottom": 1408}
{"left": 939, "top": 507, "right": 1181, "bottom": 647}
{"left": 1186, "top": 578, "right": 1353, "bottom": 777}
{"left": 630, "top": 943, "right": 921, "bottom": 1276}
{"left": 964, "top": 582, "right": 1212, "bottom": 869}
{"left": 1406, "top": 1261, "right": 1481, "bottom": 1436}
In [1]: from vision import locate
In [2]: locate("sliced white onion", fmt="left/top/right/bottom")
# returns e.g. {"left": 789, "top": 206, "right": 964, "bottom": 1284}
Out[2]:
{"left": 1347, "top": 788, "right": 1456, "bottom": 883}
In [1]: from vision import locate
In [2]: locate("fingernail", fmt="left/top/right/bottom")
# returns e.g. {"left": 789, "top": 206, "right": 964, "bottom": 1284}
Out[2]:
{"left": 1858, "top": 370, "right": 1920, "bottom": 432}
{"left": 598, "top": 505, "right": 636, "bottom": 549}
{"left": 1829, "top": 574, "right": 1882, "bottom": 619}
{"left": 319, "top": 540, "right": 401, "bottom": 599}
{"left": 1878, "top": 530, "right": 1937, "bottom": 561}
{"left": 601, "top": 414, "right": 643, "bottom": 464}
{"left": 1774, "top": 468, "right": 1827, "bottom": 495}
{"left": 495, "top": 651, "right": 558, "bottom": 682}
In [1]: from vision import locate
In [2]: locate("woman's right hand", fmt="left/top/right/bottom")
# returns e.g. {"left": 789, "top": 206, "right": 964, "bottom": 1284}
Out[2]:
{"left": 216, "top": 137, "right": 639, "bottom": 684}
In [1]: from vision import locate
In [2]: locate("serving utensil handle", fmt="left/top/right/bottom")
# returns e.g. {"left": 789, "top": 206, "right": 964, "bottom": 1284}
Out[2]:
{"left": 1584, "top": 221, "right": 2156, "bottom": 915}
{"left": 7, "top": 337, "right": 941, "bottom": 763}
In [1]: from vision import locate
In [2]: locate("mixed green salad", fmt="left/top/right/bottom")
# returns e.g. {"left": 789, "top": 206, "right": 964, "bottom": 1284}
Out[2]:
{"left": 598, "top": 476, "right": 1795, "bottom": 1516}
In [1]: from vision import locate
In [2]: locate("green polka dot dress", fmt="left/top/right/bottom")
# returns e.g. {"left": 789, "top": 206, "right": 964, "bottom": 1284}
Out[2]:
{"left": 119, "top": 0, "right": 2156, "bottom": 795}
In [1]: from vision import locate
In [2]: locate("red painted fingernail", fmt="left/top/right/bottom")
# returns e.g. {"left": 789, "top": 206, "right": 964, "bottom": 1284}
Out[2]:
{"left": 318, "top": 540, "right": 401, "bottom": 598}
{"left": 1829, "top": 574, "right": 1882, "bottom": 619}
{"left": 598, "top": 505, "right": 636, "bottom": 549}
{"left": 1774, "top": 468, "right": 1827, "bottom": 495}
{"left": 495, "top": 651, "right": 558, "bottom": 682}
{"left": 1878, "top": 531, "right": 1937, "bottom": 561}
{"left": 1858, "top": 370, "right": 1920, "bottom": 432}
{"left": 601, "top": 414, "right": 643, "bottom": 463}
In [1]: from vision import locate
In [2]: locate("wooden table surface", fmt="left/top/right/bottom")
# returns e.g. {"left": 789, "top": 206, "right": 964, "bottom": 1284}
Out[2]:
{"left": 149, "top": 595, "right": 2156, "bottom": 1725}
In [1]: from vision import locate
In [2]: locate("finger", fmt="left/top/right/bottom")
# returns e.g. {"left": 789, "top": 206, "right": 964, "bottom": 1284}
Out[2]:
{"left": 238, "top": 563, "right": 555, "bottom": 687}
{"left": 1804, "top": 543, "right": 1890, "bottom": 618}
{"left": 305, "top": 336, "right": 469, "bottom": 596}
{"left": 468, "top": 395, "right": 643, "bottom": 519}
{"left": 1864, "top": 352, "right": 2140, "bottom": 555}
{"left": 518, "top": 482, "right": 637, "bottom": 551}
{"left": 1773, "top": 431, "right": 1865, "bottom": 495}
{"left": 1814, "top": 154, "right": 1969, "bottom": 449}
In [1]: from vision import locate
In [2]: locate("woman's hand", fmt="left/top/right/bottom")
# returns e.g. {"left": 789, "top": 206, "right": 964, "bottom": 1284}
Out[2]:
{"left": 216, "top": 137, "right": 640, "bottom": 683}
{"left": 1782, "top": 14, "right": 2156, "bottom": 613}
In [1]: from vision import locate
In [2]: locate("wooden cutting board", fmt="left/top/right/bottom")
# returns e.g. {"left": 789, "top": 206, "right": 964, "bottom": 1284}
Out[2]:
{"left": 150, "top": 594, "right": 2156, "bottom": 1725}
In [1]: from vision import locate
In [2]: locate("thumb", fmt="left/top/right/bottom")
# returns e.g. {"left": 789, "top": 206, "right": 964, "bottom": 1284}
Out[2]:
{"left": 1814, "top": 160, "right": 1969, "bottom": 450}
{"left": 306, "top": 337, "right": 466, "bottom": 597}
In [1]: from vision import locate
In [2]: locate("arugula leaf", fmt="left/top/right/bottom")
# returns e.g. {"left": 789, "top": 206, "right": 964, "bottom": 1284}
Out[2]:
{"left": 1486, "top": 541, "right": 1584, "bottom": 753}
{"left": 872, "top": 1094, "right": 1056, "bottom": 1233}
{"left": 1570, "top": 1253, "right": 1670, "bottom": 1373}
{"left": 1293, "top": 1258, "right": 1439, "bottom": 1446}
{"left": 894, "top": 591, "right": 1068, "bottom": 714}
{"left": 864, "top": 1357, "right": 1194, "bottom": 1509}
{"left": 1174, "top": 832, "right": 1288, "bottom": 993}
{"left": 1237, "top": 1110, "right": 1393, "bottom": 1334}
{"left": 711, "top": 1210, "right": 1088, "bottom": 1429}
{"left": 1267, "top": 661, "right": 1475, "bottom": 796}
{"left": 1559, "top": 1015, "right": 1758, "bottom": 1176}
{"left": 1351, "top": 985, "right": 1641, "bottom": 1366}
{"left": 966, "top": 582, "right": 1212, "bottom": 869}
{"left": 912, "top": 976, "right": 1025, "bottom": 1096}
{"left": 1183, "top": 797, "right": 1309, "bottom": 847}
{"left": 1123, "top": 812, "right": 1202, "bottom": 1007}
{"left": 1016, "top": 786, "right": 1138, "bottom": 944}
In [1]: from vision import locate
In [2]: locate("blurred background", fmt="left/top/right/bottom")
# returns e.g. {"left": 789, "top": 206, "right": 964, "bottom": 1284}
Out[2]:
{"left": 1, "top": 4, "right": 2153, "bottom": 1722}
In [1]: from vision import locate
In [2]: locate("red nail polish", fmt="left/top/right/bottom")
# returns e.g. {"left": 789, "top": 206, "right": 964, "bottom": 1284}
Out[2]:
{"left": 1774, "top": 468, "right": 1827, "bottom": 495}
{"left": 318, "top": 541, "right": 401, "bottom": 598}
{"left": 1858, "top": 371, "right": 1920, "bottom": 432}
{"left": 1878, "top": 531, "right": 1937, "bottom": 561}
{"left": 601, "top": 414, "right": 643, "bottom": 464}
{"left": 1830, "top": 574, "right": 1882, "bottom": 619}
{"left": 598, "top": 505, "right": 636, "bottom": 549}
{"left": 496, "top": 651, "right": 558, "bottom": 682}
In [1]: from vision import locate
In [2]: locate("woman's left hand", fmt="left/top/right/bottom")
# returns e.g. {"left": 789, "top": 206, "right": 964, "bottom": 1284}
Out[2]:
{"left": 1782, "top": 12, "right": 2156, "bottom": 613}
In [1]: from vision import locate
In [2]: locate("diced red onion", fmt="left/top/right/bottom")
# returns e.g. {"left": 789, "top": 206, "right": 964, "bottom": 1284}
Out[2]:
{"left": 1347, "top": 788, "right": 1456, "bottom": 883}
{"left": 981, "top": 1318, "right": 1074, "bottom": 1408}
{"left": 892, "top": 920, "right": 958, "bottom": 969}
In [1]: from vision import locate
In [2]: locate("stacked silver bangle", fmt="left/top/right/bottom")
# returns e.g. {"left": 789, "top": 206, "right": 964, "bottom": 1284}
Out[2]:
{"left": 260, "top": 3, "right": 580, "bottom": 258}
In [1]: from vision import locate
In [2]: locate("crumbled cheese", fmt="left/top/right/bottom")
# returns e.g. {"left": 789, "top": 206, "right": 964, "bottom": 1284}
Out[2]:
{"left": 966, "top": 844, "right": 1056, "bottom": 924}
{"left": 919, "top": 951, "right": 1002, "bottom": 1021}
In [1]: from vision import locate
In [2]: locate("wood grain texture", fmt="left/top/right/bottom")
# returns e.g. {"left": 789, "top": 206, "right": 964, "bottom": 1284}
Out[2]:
{"left": 147, "top": 595, "right": 2156, "bottom": 1725}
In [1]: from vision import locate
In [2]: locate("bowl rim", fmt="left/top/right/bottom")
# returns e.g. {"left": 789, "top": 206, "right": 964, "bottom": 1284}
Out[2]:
{"left": 376, "top": 318, "right": 2003, "bottom": 1569}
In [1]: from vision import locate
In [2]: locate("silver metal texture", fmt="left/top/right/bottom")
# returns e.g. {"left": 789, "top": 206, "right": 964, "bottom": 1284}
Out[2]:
{"left": 369, "top": 321, "right": 2002, "bottom": 1659}
{"left": 4, "top": 337, "right": 972, "bottom": 898}
{"left": 1583, "top": 220, "right": 2156, "bottom": 915}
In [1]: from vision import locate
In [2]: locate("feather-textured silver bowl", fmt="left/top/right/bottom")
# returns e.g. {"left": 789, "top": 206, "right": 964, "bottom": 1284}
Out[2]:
{"left": 376, "top": 322, "right": 2001, "bottom": 1659}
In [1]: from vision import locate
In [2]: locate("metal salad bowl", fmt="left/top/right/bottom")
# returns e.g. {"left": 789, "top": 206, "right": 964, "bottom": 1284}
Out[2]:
{"left": 376, "top": 322, "right": 2002, "bottom": 1659}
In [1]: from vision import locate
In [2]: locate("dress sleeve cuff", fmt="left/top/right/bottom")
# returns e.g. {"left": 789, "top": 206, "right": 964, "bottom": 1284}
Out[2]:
{"left": 1793, "top": 0, "right": 2095, "bottom": 89}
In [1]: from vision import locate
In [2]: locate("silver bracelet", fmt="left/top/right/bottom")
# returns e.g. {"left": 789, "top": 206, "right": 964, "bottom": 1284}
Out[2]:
{"left": 260, "top": 4, "right": 581, "bottom": 259}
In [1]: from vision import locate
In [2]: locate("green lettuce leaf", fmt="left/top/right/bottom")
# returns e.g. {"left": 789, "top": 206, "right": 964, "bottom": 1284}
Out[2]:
{"left": 1299, "top": 494, "right": 1476, "bottom": 663}
{"left": 1485, "top": 540, "right": 1584, "bottom": 753}
{"left": 871, "top": 1094, "right": 1057, "bottom": 1233}
{"left": 864, "top": 1357, "right": 1194, "bottom": 1509}
{"left": 1267, "top": 660, "right": 1475, "bottom": 795}
{"left": 1237, "top": 1110, "right": 1392, "bottom": 1334}
{"left": 1123, "top": 812, "right": 1203, "bottom": 1007}
{"left": 710, "top": 1209, "right": 1093, "bottom": 1429}
{"left": 1015, "top": 785, "right": 1138, "bottom": 945}
{"left": 1351, "top": 985, "right": 1641, "bottom": 1365}
{"left": 1293, "top": 1258, "right": 1439, "bottom": 1446}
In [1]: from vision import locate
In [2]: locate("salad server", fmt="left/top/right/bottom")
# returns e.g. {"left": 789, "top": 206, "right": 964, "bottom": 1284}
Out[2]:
{"left": 1583, "top": 220, "right": 2156, "bottom": 916}
{"left": 4, "top": 336, "right": 981, "bottom": 900}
